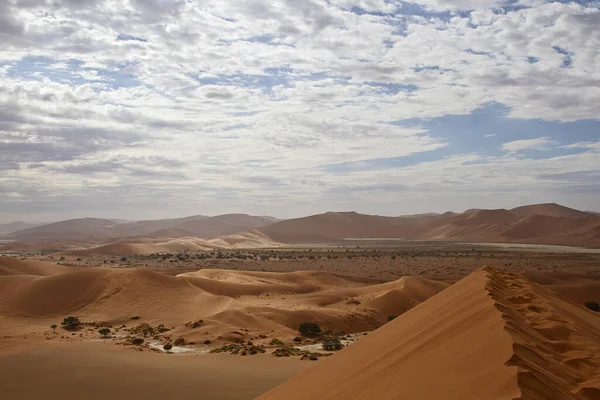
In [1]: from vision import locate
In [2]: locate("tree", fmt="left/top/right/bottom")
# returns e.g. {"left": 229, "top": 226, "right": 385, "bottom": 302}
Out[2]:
{"left": 163, "top": 344, "right": 173, "bottom": 352}
{"left": 585, "top": 301, "right": 600, "bottom": 312}
{"left": 298, "top": 322, "right": 321, "bottom": 336}
{"left": 98, "top": 328, "right": 111, "bottom": 338}
{"left": 322, "top": 336, "right": 343, "bottom": 351}
{"left": 61, "top": 316, "right": 82, "bottom": 331}
{"left": 50, "top": 324, "right": 57, "bottom": 333}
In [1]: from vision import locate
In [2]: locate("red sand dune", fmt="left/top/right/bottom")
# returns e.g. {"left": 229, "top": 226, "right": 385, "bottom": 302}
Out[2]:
{"left": 259, "top": 267, "right": 600, "bottom": 400}
{"left": 257, "top": 203, "right": 600, "bottom": 247}
{"left": 0, "top": 257, "right": 447, "bottom": 337}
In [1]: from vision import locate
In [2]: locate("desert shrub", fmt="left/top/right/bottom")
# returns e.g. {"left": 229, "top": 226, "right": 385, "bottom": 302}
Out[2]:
{"left": 61, "top": 316, "right": 82, "bottom": 331}
{"left": 585, "top": 301, "right": 600, "bottom": 312}
{"left": 204, "top": 339, "right": 212, "bottom": 345}
{"left": 293, "top": 336, "right": 302, "bottom": 343}
{"left": 50, "top": 324, "right": 57, "bottom": 333}
{"left": 130, "top": 316, "right": 140, "bottom": 320}
{"left": 130, "top": 338, "right": 144, "bottom": 345}
{"left": 299, "top": 322, "right": 321, "bottom": 336}
{"left": 120, "top": 257, "right": 127, "bottom": 262}
{"left": 269, "top": 338, "right": 284, "bottom": 346}
{"left": 322, "top": 336, "right": 343, "bottom": 351}
{"left": 98, "top": 328, "right": 111, "bottom": 338}
{"left": 174, "top": 337, "right": 186, "bottom": 346}
{"left": 387, "top": 315, "right": 397, "bottom": 321}
{"left": 163, "top": 344, "right": 173, "bottom": 351}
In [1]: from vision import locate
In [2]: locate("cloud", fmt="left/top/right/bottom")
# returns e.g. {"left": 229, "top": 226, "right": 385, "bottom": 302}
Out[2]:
{"left": 0, "top": 0, "right": 599, "bottom": 221}
{"left": 502, "top": 137, "right": 555, "bottom": 153}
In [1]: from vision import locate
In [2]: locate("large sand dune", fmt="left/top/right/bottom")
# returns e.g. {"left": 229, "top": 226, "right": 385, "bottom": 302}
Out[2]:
{"left": 6, "top": 214, "right": 277, "bottom": 241}
{"left": 257, "top": 203, "right": 600, "bottom": 247}
{"left": 259, "top": 267, "right": 600, "bottom": 400}
{"left": 60, "top": 232, "right": 282, "bottom": 256}
{"left": 0, "top": 257, "right": 447, "bottom": 338}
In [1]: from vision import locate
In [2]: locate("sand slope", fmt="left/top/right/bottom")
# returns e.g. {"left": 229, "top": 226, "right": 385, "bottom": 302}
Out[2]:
{"left": 258, "top": 267, "right": 600, "bottom": 400}
{"left": 0, "top": 258, "right": 447, "bottom": 337}
{"left": 60, "top": 232, "right": 283, "bottom": 256}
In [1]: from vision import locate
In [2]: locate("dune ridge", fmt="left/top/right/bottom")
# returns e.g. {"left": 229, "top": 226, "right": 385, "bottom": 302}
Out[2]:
{"left": 258, "top": 267, "right": 600, "bottom": 400}
{"left": 0, "top": 257, "right": 447, "bottom": 338}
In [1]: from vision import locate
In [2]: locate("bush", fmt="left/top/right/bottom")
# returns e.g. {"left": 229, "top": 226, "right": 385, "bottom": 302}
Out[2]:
{"left": 322, "top": 336, "right": 343, "bottom": 351}
{"left": 270, "top": 338, "right": 284, "bottom": 346}
{"left": 98, "top": 328, "right": 111, "bottom": 338}
{"left": 174, "top": 337, "right": 186, "bottom": 346}
{"left": 50, "top": 324, "right": 57, "bottom": 333}
{"left": 130, "top": 338, "right": 144, "bottom": 345}
{"left": 299, "top": 322, "right": 321, "bottom": 336}
{"left": 293, "top": 336, "right": 302, "bottom": 343}
{"left": 61, "top": 316, "right": 82, "bottom": 331}
{"left": 585, "top": 301, "right": 600, "bottom": 312}
{"left": 163, "top": 344, "right": 173, "bottom": 351}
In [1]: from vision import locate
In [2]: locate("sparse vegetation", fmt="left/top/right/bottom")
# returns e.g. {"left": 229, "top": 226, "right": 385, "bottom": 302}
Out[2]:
{"left": 299, "top": 322, "right": 321, "bottom": 336}
{"left": 322, "top": 335, "right": 343, "bottom": 351}
{"left": 585, "top": 301, "right": 600, "bottom": 312}
{"left": 163, "top": 344, "right": 173, "bottom": 352}
{"left": 50, "top": 324, "right": 57, "bottom": 333}
{"left": 61, "top": 316, "right": 82, "bottom": 331}
{"left": 269, "top": 338, "right": 284, "bottom": 346}
{"left": 98, "top": 328, "right": 111, "bottom": 338}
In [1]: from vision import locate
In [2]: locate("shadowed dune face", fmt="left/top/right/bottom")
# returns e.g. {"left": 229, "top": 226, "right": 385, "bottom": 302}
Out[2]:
{"left": 259, "top": 267, "right": 600, "bottom": 400}
{"left": 0, "top": 257, "right": 448, "bottom": 337}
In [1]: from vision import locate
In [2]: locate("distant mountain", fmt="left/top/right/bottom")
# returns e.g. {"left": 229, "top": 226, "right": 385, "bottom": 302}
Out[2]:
{"left": 0, "top": 221, "right": 38, "bottom": 235}
{"left": 8, "top": 218, "right": 120, "bottom": 240}
{"left": 256, "top": 204, "right": 600, "bottom": 247}
{"left": 7, "top": 214, "right": 279, "bottom": 241}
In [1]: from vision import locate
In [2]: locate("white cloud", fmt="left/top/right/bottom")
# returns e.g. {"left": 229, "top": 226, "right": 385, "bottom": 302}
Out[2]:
{"left": 0, "top": 0, "right": 599, "bottom": 220}
{"left": 502, "top": 137, "right": 555, "bottom": 153}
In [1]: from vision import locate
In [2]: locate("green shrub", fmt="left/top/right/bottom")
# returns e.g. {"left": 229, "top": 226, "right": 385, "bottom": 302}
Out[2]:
{"left": 163, "top": 344, "right": 173, "bottom": 351}
{"left": 322, "top": 336, "right": 343, "bottom": 351}
{"left": 270, "top": 338, "right": 284, "bottom": 346}
{"left": 98, "top": 328, "right": 111, "bottom": 338}
{"left": 585, "top": 301, "right": 599, "bottom": 312}
{"left": 299, "top": 322, "right": 321, "bottom": 336}
{"left": 61, "top": 316, "right": 82, "bottom": 331}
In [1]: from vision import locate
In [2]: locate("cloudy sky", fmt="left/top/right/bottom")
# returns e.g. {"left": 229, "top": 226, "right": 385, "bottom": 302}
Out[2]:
{"left": 1, "top": 0, "right": 599, "bottom": 222}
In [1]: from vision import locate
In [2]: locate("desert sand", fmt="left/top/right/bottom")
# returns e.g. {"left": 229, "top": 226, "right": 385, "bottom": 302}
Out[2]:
{"left": 2, "top": 204, "right": 600, "bottom": 400}
{"left": 259, "top": 267, "right": 600, "bottom": 399}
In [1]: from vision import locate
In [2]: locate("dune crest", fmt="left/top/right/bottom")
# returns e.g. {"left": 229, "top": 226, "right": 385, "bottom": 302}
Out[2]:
{"left": 258, "top": 267, "right": 600, "bottom": 400}
{"left": 0, "top": 258, "right": 447, "bottom": 337}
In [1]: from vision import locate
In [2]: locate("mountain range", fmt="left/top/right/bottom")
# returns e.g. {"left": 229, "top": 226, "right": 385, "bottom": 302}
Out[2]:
{"left": 2, "top": 203, "right": 599, "bottom": 247}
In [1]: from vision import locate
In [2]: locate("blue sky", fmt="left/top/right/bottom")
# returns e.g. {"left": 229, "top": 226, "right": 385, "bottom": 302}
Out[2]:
{"left": 0, "top": 0, "right": 599, "bottom": 221}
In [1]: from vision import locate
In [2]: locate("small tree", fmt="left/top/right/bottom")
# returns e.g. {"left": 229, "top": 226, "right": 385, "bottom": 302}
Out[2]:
{"left": 322, "top": 336, "right": 343, "bottom": 351}
{"left": 61, "top": 316, "right": 82, "bottom": 331}
{"left": 299, "top": 322, "right": 321, "bottom": 336}
{"left": 585, "top": 301, "right": 600, "bottom": 312}
{"left": 50, "top": 324, "right": 57, "bottom": 333}
{"left": 163, "top": 344, "right": 173, "bottom": 352}
{"left": 98, "top": 328, "right": 111, "bottom": 338}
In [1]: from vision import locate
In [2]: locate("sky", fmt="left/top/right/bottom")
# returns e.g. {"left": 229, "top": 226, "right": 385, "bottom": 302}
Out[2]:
{"left": 0, "top": 0, "right": 599, "bottom": 222}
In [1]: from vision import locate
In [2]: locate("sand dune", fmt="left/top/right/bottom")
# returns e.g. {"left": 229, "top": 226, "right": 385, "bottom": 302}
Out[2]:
{"left": 259, "top": 267, "right": 600, "bottom": 400}
{"left": 60, "top": 232, "right": 282, "bottom": 256}
{"left": 521, "top": 269, "right": 600, "bottom": 305}
{"left": 0, "top": 257, "right": 71, "bottom": 276}
{"left": 0, "top": 258, "right": 447, "bottom": 338}
{"left": 7, "top": 214, "right": 277, "bottom": 242}
{"left": 256, "top": 203, "right": 600, "bottom": 247}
